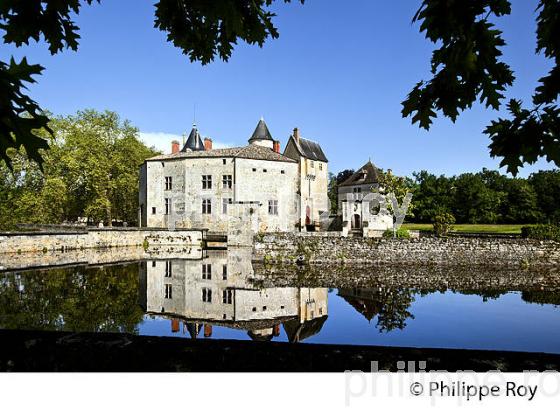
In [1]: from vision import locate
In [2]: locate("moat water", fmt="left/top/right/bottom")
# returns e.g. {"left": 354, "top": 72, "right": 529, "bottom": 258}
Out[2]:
{"left": 1, "top": 248, "right": 559, "bottom": 353}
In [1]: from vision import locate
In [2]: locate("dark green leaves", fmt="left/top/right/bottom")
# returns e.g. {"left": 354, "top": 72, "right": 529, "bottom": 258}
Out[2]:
{"left": 0, "top": 0, "right": 99, "bottom": 54}
{"left": 0, "top": 57, "right": 51, "bottom": 170}
{"left": 403, "top": 0, "right": 514, "bottom": 131}
{"left": 486, "top": 100, "right": 560, "bottom": 175}
{"left": 154, "top": 0, "right": 304, "bottom": 64}
{"left": 406, "top": 0, "right": 560, "bottom": 175}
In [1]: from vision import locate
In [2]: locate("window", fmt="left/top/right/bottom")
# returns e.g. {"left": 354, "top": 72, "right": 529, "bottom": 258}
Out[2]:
{"left": 202, "top": 288, "right": 212, "bottom": 303}
{"left": 164, "top": 284, "right": 172, "bottom": 299}
{"left": 353, "top": 187, "right": 362, "bottom": 193}
{"left": 202, "top": 175, "right": 212, "bottom": 189}
{"left": 310, "top": 160, "right": 314, "bottom": 168}
{"left": 252, "top": 168, "right": 256, "bottom": 172}
{"left": 222, "top": 289, "right": 233, "bottom": 304}
{"left": 164, "top": 198, "right": 170, "bottom": 215}
{"left": 152, "top": 207, "right": 156, "bottom": 214}
{"left": 263, "top": 169, "right": 267, "bottom": 173}
{"left": 222, "top": 175, "right": 232, "bottom": 189}
{"left": 262, "top": 306, "right": 267, "bottom": 311}
{"left": 222, "top": 159, "right": 226, "bottom": 165}
{"left": 222, "top": 198, "right": 232, "bottom": 214}
{"left": 165, "top": 176, "right": 172, "bottom": 190}
{"left": 152, "top": 261, "right": 156, "bottom": 267}
{"left": 202, "top": 264, "right": 212, "bottom": 280}
{"left": 252, "top": 307, "right": 257, "bottom": 312}
{"left": 280, "top": 305, "right": 285, "bottom": 310}
{"left": 280, "top": 170, "right": 285, "bottom": 174}
{"left": 202, "top": 199, "right": 212, "bottom": 214}
{"left": 319, "top": 163, "right": 323, "bottom": 171}
{"left": 222, "top": 265, "right": 227, "bottom": 280}
{"left": 319, "top": 307, "right": 323, "bottom": 315}
{"left": 165, "top": 261, "right": 172, "bottom": 277}
{"left": 268, "top": 200, "right": 278, "bottom": 215}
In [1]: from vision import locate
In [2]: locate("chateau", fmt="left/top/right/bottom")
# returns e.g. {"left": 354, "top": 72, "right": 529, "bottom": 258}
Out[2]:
{"left": 139, "top": 119, "right": 329, "bottom": 233}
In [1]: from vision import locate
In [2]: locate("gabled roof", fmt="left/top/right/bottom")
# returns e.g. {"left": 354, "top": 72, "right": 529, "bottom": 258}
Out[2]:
{"left": 287, "top": 136, "right": 328, "bottom": 162}
{"left": 148, "top": 143, "right": 296, "bottom": 163}
{"left": 181, "top": 125, "right": 205, "bottom": 152}
{"left": 338, "top": 160, "right": 380, "bottom": 187}
{"left": 248, "top": 118, "right": 273, "bottom": 142}
{"left": 282, "top": 316, "right": 328, "bottom": 343}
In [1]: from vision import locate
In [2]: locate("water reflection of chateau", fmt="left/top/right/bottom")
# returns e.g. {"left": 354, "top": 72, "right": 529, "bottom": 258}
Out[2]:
{"left": 139, "top": 249, "right": 328, "bottom": 342}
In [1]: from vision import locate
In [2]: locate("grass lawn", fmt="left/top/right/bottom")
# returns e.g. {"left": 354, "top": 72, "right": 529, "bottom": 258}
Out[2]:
{"left": 402, "top": 223, "right": 532, "bottom": 234}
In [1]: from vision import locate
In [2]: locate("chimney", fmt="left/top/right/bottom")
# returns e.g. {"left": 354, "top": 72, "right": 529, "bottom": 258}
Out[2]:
{"left": 293, "top": 127, "right": 300, "bottom": 143}
{"left": 171, "top": 319, "right": 180, "bottom": 333}
{"left": 204, "top": 137, "right": 213, "bottom": 151}
{"left": 171, "top": 140, "right": 180, "bottom": 154}
{"left": 273, "top": 140, "right": 280, "bottom": 153}
{"left": 204, "top": 324, "right": 213, "bottom": 338}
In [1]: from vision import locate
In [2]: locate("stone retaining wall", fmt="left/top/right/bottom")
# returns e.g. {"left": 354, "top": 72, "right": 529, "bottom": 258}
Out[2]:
{"left": 0, "top": 229, "right": 203, "bottom": 254}
{"left": 253, "top": 233, "right": 560, "bottom": 267}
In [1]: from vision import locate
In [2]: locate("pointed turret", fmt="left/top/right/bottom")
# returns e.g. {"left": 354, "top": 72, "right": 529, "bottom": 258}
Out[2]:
{"left": 248, "top": 117, "right": 274, "bottom": 149}
{"left": 181, "top": 124, "right": 205, "bottom": 152}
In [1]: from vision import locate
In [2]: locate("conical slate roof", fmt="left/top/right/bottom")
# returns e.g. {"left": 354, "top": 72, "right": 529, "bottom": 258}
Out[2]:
{"left": 248, "top": 118, "right": 273, "bottom": 142}
{"left": 181, "top": 125, "right": 205, "bottom": 152}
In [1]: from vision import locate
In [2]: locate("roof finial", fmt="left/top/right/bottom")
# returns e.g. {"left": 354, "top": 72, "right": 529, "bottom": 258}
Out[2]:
{"left": 260, "top": 115, "right": 264, "bottom": 121}
{"left": 193, "top": 103, "right": 197, "bottom": 126}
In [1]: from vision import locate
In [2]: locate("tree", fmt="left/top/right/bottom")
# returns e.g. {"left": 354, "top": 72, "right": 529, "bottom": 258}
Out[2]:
{"left": 403, "top": 0, "right": 560, "bottom": 175}
{"left": 452, "top": 173, "right": 505, "bottom": 223}
{"left": 529, "top": 170, "right": 560, "bottom": 223}
{"left": 0, "top": 109, "right": 159, "bottom": 229}
{"left": 377, "top": 169, "right": 416, "bottom": 218}
{"left": 412, "top": 170, "right": 455, "bottom": 222}
{"left": 502, "top": 178, "right": 542, "bottom": 223}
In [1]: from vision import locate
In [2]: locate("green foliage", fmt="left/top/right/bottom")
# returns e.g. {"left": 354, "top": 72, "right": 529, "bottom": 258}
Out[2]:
{"left": 410, "top": 168, "right": 557, "bottom": 225}
{"left": 432, "top": 212, "right": 455, "bottom": 237}
{"left": 377, "top": 169, "right": 415, "bottom": 217}
{"left": 382, "top": 228, "right": 410, "bottom": 239}
{"left": 528, "top": 170, "right": 560, "bottom": 223}
{"left": 404, "top": 0, "right": 560, "bottom": 175}
{"left": 154, "top": 0, "right": 304, "bottom": 64}
{"left": 0, "top": 57, "right": 51, "bottom": 170}
{"left": 521, "top": 224, "right": 560, "bottom": 241}
{"left": 0, "top": 263, "right": 144, "bottom": 333}
{"left": 0, "top": 109, "right": 159, "bottom": 229}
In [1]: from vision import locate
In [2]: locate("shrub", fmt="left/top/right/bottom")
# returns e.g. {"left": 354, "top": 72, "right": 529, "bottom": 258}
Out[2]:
{"left": 383, "top": 228, "right": 410, "bottom": 238}
{"left": 521, "top": 224, "right": 560, "bottom": 241}
{"left": 432, "top": 212, "right": 456, "bottom": 237}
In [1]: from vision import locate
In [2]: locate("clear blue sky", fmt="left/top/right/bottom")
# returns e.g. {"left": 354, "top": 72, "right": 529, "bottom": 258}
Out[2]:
{"left": 3, "top": 0, "right": 556, "bottom": 177}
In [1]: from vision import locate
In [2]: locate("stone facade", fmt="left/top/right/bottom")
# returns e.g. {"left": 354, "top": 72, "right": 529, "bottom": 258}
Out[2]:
{"left": 253, "top": 233, "right": 560, "bottom": 267}
{"left": 283, "top": 129, "right": 329, "bottom": 230}
{"left": 139, "top": 120, "right": 329, "bottom": 234}
{"left": 337, "top": 161, "right": 393, "bottom": 236}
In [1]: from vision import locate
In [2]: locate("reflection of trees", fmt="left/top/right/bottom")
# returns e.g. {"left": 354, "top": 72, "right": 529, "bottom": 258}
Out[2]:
{"left": 521, "top": 291, "right": 560, "bottom": 307}
{"left": 339, "top": 287, "right": 416, "bottom": 333}
{"left": 0, "top": 264, "right": 144, "bottom": 333}
{"left": 454, "top": 289, "right": 507, "bottom": 302}
{"left": 375, "top": 288, "right": 415, "bottom": 333}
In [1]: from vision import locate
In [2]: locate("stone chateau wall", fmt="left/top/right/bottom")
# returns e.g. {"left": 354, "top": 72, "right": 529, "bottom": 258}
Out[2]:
{"left": 0, "top": 229, "right": 203, "bottom": 254}
{"left": 253, "top": 233, "right": 560, "bottom": 267}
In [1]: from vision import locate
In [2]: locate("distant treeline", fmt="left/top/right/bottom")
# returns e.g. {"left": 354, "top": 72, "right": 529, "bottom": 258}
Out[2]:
{"left": 0, "top": 110, "right": 160, "bottom": 231}
{"left": 331, "top": 168, "right": 560, "bottom": 224}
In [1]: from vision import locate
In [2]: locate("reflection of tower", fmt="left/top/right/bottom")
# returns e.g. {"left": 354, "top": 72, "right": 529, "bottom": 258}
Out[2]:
{"left": 283, "top": 287, "right": 329, "bottom": 343}
{"left": 141, "top": 248, "right": 329, "bottom": 342}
